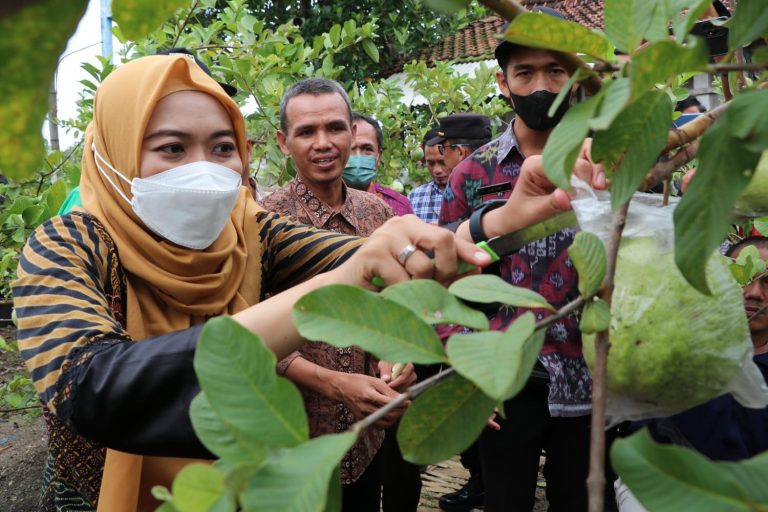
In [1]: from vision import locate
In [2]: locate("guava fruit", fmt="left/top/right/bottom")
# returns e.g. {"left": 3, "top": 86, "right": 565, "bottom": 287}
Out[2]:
{"left": 733, "top": 150, "right": 768, "bottom": 217}
{"left": 390, "top": 180, "right": 405, "bottom": 193}
{"left": 583, "top": 236, "right": 751, "bottom": 411}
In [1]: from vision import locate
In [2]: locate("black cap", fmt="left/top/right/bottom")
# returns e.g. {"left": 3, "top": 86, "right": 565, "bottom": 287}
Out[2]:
{"left": 495, "top": 7, "right": 569, "bottom": 70}
{"left": 427, "top": 113, "right": 492, "bottom": 146}
{"left": 157, "top": 48, "right": 238, "bottom": 97}
{"left": 423, "top": 127, "right": 440, "bottom": 146}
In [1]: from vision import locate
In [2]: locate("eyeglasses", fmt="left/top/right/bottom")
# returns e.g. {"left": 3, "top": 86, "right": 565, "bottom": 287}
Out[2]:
{"left": 437, "top": 143, "right": 471, "bottom": 155}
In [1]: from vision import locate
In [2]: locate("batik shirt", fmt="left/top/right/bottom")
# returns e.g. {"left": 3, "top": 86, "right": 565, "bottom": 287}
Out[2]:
{"left": 408, "top": 181, "right": 445, "bottom": 224}
{"left": 438, "top": 122, "right": 591, "bottom": 417}
{"left": 262, "top": 175, "right": 394, "bottom": 483}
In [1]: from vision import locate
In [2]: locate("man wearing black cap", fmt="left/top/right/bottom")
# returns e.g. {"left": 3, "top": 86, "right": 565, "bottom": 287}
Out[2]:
{"left": 438, "top": 8, "right": 593, "bottom": 512}
{"left": 410, "top": 115, "right": 491, "bottom": 224}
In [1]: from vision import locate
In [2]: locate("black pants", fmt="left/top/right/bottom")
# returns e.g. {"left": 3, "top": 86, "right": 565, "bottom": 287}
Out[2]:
{"left": 479, "top": 377, "right": 591, "bottom": 512}
{"left": 342, "top": 447, "right": 384, "bottom": 512}
{"left": 380, "top": 423, "right": 422, "bottom": 511}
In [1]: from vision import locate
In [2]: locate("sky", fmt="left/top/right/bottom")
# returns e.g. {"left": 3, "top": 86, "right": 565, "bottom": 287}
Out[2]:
{"left": 47, "top": 0, "right": 119, "bottom": 149}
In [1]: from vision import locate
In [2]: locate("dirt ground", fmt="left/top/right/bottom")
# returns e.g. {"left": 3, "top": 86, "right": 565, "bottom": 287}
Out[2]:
{"left": 0, "top": 324, "right": 549, "bottom": 512}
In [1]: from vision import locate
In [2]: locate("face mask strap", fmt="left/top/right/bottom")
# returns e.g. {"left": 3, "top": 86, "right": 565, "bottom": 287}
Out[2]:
{"left": 92, "top": 143, "right": 133, "bottom": 204}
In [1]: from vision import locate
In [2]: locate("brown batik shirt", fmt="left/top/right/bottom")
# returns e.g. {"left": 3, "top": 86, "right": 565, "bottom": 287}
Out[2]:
{"left": 261, "top": 175, "right": 395, "bottom": 483}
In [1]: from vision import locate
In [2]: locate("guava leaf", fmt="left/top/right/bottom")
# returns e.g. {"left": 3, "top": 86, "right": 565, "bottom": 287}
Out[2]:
{"left": 448, "top": 274, "right": 555, "bottom": 311}
{"left": 672, "top": 0, "right": 714, "bottom": 42}
{"left": 169, "top": 464, "right": 230, "bottom": 512}
{"left": 446, "top": 313, "right": 545, "bottom": 402}
{"left": 611, "top": 429, "right": 764, "bottom": 512}
{"left": 293, "top": 285, "right": 447, "bottom": 364}
{"left": 674, "top": 91, "right": 768, "bottom": 294}
{"left": 189, "top": 392, "right": 267, "bottom": 466}
{"left": 361, "top": 38, "right": 379, "bottom": 63}
{"left": 568, "top": 232, "right": 607, "bottom": 297}
{"left": 728, "top": 0, "right": 768, "bottom": 50}
{"left": 604, "top": 0, "right": 675, "bottom": 54}
{"left": 194, "top": 317, "right": 308, "bottom": 448}
{"left": 629, "top": 40, "right": 709, "bottom": 98}
{"left": 0, "top": 0, "right": 88, "bottom": 181}
{"left": 579, "top": 298, "right": 611, "bottom": 334}
{"left": 111, "top": 0, "right": 189, "bottom": 42}
{"left": 397, "top": 373, "right": 495, "bottom": 465}
{"left": 542, "top": 92, "right": 604, "bottom": 190}
{"left": 588, "top": 78, "right": 631, "bottom": 131}
{"left": 603, "top": 91, "right": 672, "bottom": 209}
{"left": 381, "top": 279, "right": 488, "bottom": 330}
{"left": 240, "top": 432, "right": 357, "bottom": 512}
{"left": 728, "top": 245, "right": 767, "bottom": 286}
{"left": 503, "top": 12, "right": 613, "bottom": 62}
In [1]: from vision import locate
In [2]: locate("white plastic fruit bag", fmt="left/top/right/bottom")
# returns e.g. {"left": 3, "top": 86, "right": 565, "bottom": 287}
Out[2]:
{"left": 571, "top": 177, "right": 768, "bottom": 422}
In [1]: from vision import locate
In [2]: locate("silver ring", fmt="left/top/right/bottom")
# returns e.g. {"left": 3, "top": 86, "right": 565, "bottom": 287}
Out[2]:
{"left": 398, "top": 244, "right": 418, "bottom": 266}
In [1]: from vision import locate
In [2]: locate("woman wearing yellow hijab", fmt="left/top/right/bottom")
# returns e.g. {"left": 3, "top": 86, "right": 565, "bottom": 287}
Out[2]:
{"left": 13, "top": 53, "right": 600, "bottom": 511}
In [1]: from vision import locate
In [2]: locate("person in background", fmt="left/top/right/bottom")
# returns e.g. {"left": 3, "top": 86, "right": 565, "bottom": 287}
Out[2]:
{"left": 261, "top": 77, "right": 417, "bottom": 512}
{"left": 344, "top": 112, "right": 414, "bottom": 216}
{"left": 408, "top": 129, "right": 450, "bottom": 224}
{"left": 429, "top": 113, "right": 492, "bottom": 176}
{"left": 439, "top": 7, "right": 599, "bottom": 512}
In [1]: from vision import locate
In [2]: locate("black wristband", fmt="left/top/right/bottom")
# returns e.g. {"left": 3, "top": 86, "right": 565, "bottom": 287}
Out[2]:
{"left": 468, "top": 199, "right": 506, "bottom": 243}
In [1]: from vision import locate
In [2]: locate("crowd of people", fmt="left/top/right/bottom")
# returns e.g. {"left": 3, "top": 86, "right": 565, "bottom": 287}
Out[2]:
{"left": 11, "top": 5, "right": 768, "bottom": 512}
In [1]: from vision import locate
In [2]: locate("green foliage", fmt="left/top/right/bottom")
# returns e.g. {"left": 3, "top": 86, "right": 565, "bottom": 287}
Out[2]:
{"left": 674, "top": 89, "right": 768, "bottom": 294}
{"left": 293, "top": 284, "right": 448, "bottom": 364}
{"left": 594, "top": 90, "right": 673, "bottom": 209}
{"left": 0, "top": 374, "right": 38, "bottom": 413}
{"left": 397, "top": 372, "right": 496, "bottom": 465}
{"left": 380, "top": 279, "right": 489, "bottom": 330}
{"left": 629, "top": 40, "right": 709, "bottom": 98}
{"left": 446, "top": 313, "right": 545, "bottom": 402}
{"left": 194, "top": 318, "right": 308, "bottom": 448}
{"left": 727, "top": 0, "right": 768, "bottom": 51}
{"left": 448, "top": 274, "right": 555, "bottom": 311}
{"left": 612, "top": 429, "right": 768, "bottom": 512}
{"left": 542, "top": 92, "right": 604, "bottom": 190}
{"left": 112, "top": 0, "right": 189, "bottom": 41}
{"left": 0, "top": 0, "right": 87, "bottom": 181}
{"left": 503, "top": 11, "right": 613, "bottom": 62}
{"left": 153, "top": 464, "right": 231, "bottom": 512}
{"left": 568, "top": 232, "right": 607, "bottom": 297}
{"left": 728, "top": 245, "right": 768, "bottom": 286}
{"left": 579, "top": 298, "right": 611, "bottom": 334}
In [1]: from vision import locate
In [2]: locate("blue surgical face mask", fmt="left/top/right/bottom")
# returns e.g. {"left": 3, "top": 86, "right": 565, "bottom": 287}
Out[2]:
{"left": 342, "top": 154, "right": 378, "bottom": 190}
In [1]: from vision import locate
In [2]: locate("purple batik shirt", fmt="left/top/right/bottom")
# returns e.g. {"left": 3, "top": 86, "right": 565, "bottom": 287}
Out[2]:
{"left": 368, "top": 182, "right": 414, "bottom": 217}
{"left": 439, "top": 122, "right": 591, "bottom": 417}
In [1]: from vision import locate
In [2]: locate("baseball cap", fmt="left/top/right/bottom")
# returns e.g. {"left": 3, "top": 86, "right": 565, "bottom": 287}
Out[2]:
{"left": 427, "top": 113, "right": 492, "bottom": 146}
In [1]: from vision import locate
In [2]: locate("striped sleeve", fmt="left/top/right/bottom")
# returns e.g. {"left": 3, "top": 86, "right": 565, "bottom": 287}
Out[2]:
{"left": 257, "top": 211, "right": 364, "bottom": 295}
{"left": 13, "top": 214, "right": 130, "bottom": 413}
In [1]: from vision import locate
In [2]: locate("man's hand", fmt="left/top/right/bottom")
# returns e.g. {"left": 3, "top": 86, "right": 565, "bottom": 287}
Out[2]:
{"left": 331, "top": 372, "right": 409, "bottom": 428}
{"left": 378, "top": 361, "right": 417, "bottom": 392}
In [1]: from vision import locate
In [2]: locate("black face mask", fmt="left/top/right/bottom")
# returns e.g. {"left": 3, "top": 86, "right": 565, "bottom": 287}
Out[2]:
{"left": 508, "top": 90, "right": 571, "bottom": 132}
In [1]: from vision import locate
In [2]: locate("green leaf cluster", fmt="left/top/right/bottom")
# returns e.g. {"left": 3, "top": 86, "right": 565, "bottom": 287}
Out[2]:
{"left": 612, "top": 430, "right": 768, "bottom": 512}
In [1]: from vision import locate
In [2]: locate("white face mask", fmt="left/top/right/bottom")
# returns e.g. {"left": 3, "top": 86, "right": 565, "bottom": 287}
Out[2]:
{"left": 92, "top": 144, "right": 243, "bottom": 250}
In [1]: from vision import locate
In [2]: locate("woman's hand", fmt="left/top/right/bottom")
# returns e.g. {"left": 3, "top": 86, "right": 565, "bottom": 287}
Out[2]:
{"left": 329, "top": 215, "right": 492, "bottom": 289}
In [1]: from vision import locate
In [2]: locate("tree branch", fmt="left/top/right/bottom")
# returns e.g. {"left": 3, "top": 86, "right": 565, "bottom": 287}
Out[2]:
{"left": 351, "top": 366, "right": 455, "bottom": 432}
{"left": 586, "top": 202, "right": 629, "bottom": 512}
{"left": 536, "top": 295, "right": 586, "bottom": 331}
{"left": 641, "top": 139, "right": 700, "bottom": 191}
{"left": 171, "top": 1, "right": 200, "bottom": 49}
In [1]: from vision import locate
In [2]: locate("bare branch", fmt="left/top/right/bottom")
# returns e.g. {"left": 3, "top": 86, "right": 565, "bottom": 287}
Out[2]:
{"left": 587, "top": 202, "right": 629, "bottom": 512}
{"left": 642, "top": 139, "right": 700, "bottom": 191}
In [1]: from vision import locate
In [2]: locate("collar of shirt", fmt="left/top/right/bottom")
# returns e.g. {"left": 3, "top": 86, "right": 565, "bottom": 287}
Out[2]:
{"left": 291, "top": 175, "right": 357, "bottom": 229}
{"left": 496, "top": 120, "right": 523, "bottom": 163}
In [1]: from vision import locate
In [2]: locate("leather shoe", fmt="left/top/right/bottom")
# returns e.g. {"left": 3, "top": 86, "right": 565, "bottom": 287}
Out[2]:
{"left": 438, "top": 479, "right": 484, "bottom": 511}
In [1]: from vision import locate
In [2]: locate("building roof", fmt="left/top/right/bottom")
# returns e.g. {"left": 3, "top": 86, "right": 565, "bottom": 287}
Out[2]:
{"left": 385, "top": 0, "right": 738, "bottom": 75}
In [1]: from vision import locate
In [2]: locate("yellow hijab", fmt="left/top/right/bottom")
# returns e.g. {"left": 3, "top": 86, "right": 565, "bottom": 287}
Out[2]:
{"left": 80, "top": 54, "right": 263, "bottom": 339}
{"left": 79, "top": 54, "right": 263, "bottom": 511}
